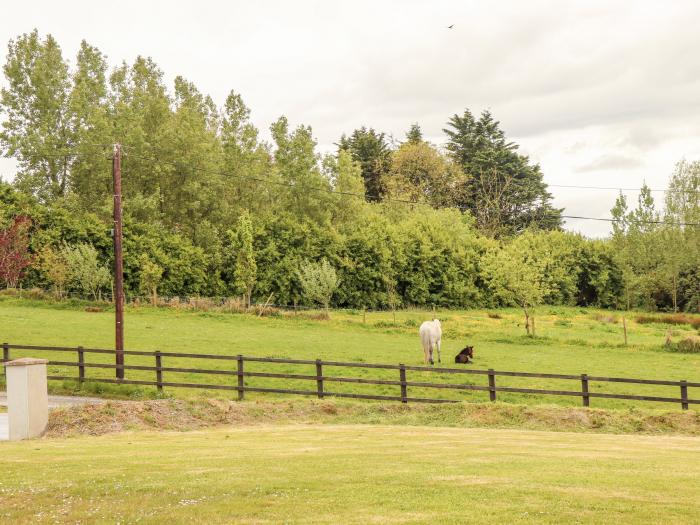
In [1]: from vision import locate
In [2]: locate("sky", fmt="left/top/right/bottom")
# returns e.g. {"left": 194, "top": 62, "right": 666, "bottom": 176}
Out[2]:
{"left": 2, "top": 0, "right": 700, "bottom": 237}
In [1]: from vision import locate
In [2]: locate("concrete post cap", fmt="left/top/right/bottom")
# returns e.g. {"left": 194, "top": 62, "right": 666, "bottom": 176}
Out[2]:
{"left": 4, "top": 358, "right": 49, "bottom": 367}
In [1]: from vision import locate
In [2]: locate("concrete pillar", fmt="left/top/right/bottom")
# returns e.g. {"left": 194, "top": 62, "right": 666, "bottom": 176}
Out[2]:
{"left": 5, "top": 358, "right": 49, "bottom": 440}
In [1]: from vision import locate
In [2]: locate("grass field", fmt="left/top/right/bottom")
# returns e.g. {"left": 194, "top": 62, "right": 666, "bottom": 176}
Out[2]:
{"left": 1, "top": 424, "right": 699, "bottom": 524}
{"left": 1, "top": 296, "right": 699, "bottom": 409}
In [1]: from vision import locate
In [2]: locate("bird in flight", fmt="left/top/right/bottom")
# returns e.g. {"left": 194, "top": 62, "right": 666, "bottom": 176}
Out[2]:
{"left": 447, "top": 24, "right": 454, "bottom": 29}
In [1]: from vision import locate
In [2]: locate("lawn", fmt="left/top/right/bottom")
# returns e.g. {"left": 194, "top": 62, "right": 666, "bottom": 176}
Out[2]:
{"left": 0, "top": 424, "right": 698, "bottom": 524}
{"left": 1, "top": 296, "right": 698, "bottom": 409}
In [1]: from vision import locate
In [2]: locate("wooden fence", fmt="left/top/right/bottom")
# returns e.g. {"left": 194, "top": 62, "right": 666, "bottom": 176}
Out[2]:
{"left": 2, "top": 343, "right": 698, "bottom": 409}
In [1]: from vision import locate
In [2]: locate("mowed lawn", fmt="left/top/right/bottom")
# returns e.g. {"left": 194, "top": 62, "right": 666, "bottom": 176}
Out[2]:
{"left": 0, "top": 425, "right": 699, "bottom": 524}
{"left": 1, "top": 297, "right": 699, "bottom": 409}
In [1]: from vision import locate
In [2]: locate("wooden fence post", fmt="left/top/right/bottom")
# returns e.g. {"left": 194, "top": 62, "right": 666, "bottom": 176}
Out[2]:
{"left": 488, "top": 369, "right": 496, "bottom": 402}
{"left": 2, "top": 342, "right": 9, "bottom": 381}
{"left": 399, "top": 364, "right": 407, "bottom": 403}
{"left": 581, "top": 374, "right": 590, "bottom": 407}
{"left": 155, "top": 351, "right": 163, "bottom": 392}
{"left": 237, "top": 355, "right": 244, "bottom": 401}
{"left": 77, "top": 346, "right": 85, "bottom": 385}
{"left": 680, "top": 380, "right": 688, "bottom": 410}
{"left": 622, "top": 317, "right": 628, "bottom": 346}
{"left": 316, "top": 359, "right": 324, "bottom": 399}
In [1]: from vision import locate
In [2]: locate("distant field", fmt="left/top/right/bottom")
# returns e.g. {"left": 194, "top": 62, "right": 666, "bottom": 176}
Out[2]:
{"left": 1, "top": 296, "right": 698, "bottom": 409}
{"left": 1, "top": 424, "right": 699, "bottom": 524}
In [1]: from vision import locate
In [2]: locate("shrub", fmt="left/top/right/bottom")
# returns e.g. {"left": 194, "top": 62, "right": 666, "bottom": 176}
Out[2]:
{"left": 487, "top": 312, "right": 502, "bottom": 319}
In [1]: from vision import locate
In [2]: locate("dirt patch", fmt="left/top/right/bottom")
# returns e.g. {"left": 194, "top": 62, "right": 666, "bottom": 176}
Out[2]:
{"left": 44, "top": 399, "right": 700, "bottom": 438}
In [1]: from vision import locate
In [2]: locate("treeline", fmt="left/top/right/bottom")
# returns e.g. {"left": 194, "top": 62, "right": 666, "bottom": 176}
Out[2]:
{"left": 0, "top": 31, "right": 698, "bottom": 313}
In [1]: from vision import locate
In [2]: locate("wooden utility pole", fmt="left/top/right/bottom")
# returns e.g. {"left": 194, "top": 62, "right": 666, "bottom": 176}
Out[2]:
{"left": 113, "top": 144, "right": 125, "bottom": 379}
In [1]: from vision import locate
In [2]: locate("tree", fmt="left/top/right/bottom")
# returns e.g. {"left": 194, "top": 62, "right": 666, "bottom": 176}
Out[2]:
{"left": 338, "top": 127, "right": 391, "bottom": 202}
{"left": 483, "top": 232, "right": 553, "bottom": 335}
{"left": 233, "top": 210, "right": 256, "bottom": 308}
{"left": 61, "top": 243, "right": 111, "bottom": 300}
{"left": 323, "top": 149, "right": 366, "bottom": 225}
{"left": 37, "top": 245, "right": 69, "bottom": 298}
{"left": 665, "top": 160, "right": 700, "bottom": 312}
{"left": 405, "top": 123, "right": 423, "bottom": 144}
{"left": 138, "top": 254, "right": 163, "bottom": 305}
{"left": 0, "top": 215, "right": 32, "bottom": 288}
{"left": 386, "top": 141, "right": 465, "bottom": 208}
{"left": 271, "top": 116, "right": 331, "bottom": 222}
{"left": 0, "top": 31, "right": 72, "bottom": 201}
{"left": 444, "top": 109, "right": 562, "bottom": 236}
{"left": 298, "top": 258, "right": 340, "bottom": 314}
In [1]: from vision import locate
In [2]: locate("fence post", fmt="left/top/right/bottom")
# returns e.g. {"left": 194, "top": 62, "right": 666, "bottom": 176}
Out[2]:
{"left": 680, "top": 380, "right": 688, "bottom": 410}
{"left": 155, "top": 351, "right": 163, "bottom": 392}
{"left": 622, "top": 317, "right": 628, "bottom": 346}
{"left": 2, "top": 342, "right": 9, "bottom": 381}
{"left": 399, "top": 364, "right": 407, "bottom": 403}
{"left": 77, "top": 346, "right": 85, "bottom": 385}
{"left": 237, "top": 355, "right": 244, "bottom": 401}
{"left": 316, "top": 359, "right": 324, "bottom": 399}
{"left": 488, "top": 369, "right": 496, "bottom": 402}
{"left": 581, "top": 374, "right": 590, "bottom": 407}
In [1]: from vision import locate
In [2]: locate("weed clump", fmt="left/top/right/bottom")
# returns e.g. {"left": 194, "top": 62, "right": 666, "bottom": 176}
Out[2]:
{"left": 666, "top": 336, "right": 700, "bottom": 354}
{"left": 592, "top": 313, "right": 619, "bottom": 324}
{"left": 636, "top": 313, "right": 700, "bottom": 328}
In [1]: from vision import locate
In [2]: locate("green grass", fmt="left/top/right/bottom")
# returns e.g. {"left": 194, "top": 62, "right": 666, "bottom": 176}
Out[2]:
{"left": 1, "top": 424, "right": 699, "bottom": 524}
{"left": 1, "top": 296, "right": 699, "bottom": 409}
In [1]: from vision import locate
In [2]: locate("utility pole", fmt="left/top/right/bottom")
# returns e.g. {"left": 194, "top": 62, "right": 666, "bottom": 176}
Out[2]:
{"left": 113, "top": 143, "right": 125, "bottom": 379}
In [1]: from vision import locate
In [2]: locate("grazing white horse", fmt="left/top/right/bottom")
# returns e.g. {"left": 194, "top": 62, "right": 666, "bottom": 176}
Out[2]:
{"left": 419, "top": 319, "right": 442, "bottom": 365}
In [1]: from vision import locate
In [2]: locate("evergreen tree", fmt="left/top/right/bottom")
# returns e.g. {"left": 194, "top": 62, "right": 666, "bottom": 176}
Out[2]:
{"left": 338, "top": 127, "right": 391, "bottom": 202}
{"left": 444, "top": 109, "right": 562, "bottom": 236}
{"left": 405, "top": 123, "right": 423, "bottom": 144}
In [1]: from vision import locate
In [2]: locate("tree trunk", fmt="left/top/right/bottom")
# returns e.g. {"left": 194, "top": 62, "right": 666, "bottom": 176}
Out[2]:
{"left": 151, "top": 287, "right": 158, "bottom": 307}
{"left": 522, "top": 304, "right": 530, "bottom": 336}
{"left": 672, "top": 274, "right": 678, "bottom": 313}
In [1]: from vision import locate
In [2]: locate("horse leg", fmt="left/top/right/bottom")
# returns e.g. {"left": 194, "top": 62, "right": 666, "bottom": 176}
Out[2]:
{"left": 437, "top": 339, "right": 441, "bottom": 364}
{"left": 429, "top": 343, "right": 434, "bottom": 365}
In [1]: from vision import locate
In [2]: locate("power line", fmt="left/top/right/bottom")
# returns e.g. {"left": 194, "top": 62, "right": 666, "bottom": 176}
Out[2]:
{"left": 547, "top": 183, "right": 700, "bottom": 196}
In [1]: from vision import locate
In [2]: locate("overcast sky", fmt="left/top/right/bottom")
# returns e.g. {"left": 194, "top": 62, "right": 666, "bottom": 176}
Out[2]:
{"left": 2, "top": 1, "right": 700, "bottom": 237}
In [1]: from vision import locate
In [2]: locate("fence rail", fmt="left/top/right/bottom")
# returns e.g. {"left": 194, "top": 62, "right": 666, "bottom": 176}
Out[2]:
{"left": 1, "top": 343, "right": 698, "bottom": 409}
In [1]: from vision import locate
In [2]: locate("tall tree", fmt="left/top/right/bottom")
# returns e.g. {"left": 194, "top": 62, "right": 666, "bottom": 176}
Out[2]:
{"left": 271, "top": 116, "right": 331, "bottom": 222}
{"left": 233, "top": 210, "right": 257, "bottom": 307}
{"left": 444, "top": 109, "right": 562, "bottom": 236}
{"left": 68, "top": 40, "right": 112, "bottom": 209}
{"left": 0, "top": 31, "right": 72, "bottom": 201}
{"left": 338, "top": 127, "right": 391, "bottom": 202}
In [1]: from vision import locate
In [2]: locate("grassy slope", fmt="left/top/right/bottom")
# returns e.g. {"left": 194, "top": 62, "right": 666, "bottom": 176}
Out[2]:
{"left": 1, "top": 424, "right": 699, "bottom": 524}
{"left": 1, "top": 296, "right": 699, "bottom": 409}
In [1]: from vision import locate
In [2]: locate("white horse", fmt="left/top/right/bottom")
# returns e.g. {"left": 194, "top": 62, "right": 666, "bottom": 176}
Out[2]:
{"left": 419, "top": 319, "right": 442, "bottom": 365}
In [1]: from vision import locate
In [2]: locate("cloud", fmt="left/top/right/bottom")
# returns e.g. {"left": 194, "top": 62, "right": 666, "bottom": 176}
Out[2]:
{"left": 575, "top": 154, "right": 644, "bottom": 173}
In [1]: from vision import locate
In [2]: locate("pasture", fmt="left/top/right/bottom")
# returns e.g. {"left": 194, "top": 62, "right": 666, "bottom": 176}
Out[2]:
{"left": 0, "top": 296, "right": 699, "bottom": 409}
{"left": 1, "top": 424, "right": 699, "bottom": 524}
